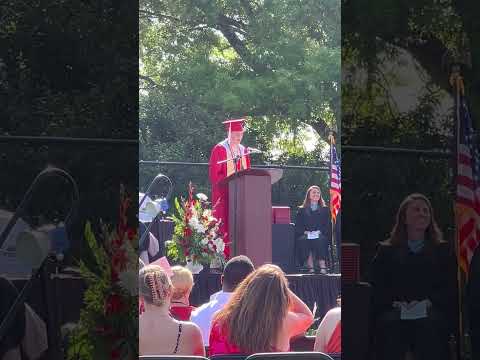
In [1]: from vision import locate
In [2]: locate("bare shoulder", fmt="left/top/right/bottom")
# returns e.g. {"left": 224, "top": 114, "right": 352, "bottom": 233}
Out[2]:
{"left": 181, "top": 321, "right": 202, "bottom": 337}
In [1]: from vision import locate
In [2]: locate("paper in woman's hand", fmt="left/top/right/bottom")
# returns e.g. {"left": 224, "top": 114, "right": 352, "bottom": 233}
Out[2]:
{"left": 307, "top": 230, "right": 320, "bottom": 239}
{"left": 400, "top": 300, "right": 428, "bottom": 320}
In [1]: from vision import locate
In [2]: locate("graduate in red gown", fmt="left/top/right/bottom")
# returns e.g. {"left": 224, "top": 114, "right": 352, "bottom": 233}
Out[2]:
{"left": 209, "top": 118, "right": 251, "bottom": 259}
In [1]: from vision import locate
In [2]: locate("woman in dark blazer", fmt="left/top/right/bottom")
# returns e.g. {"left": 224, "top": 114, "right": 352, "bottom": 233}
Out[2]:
{"left": 370, "top": 193, "right": 457, "bottom": 360}
{"left": 295, "top": 185, "right": 332, "bottom": 274}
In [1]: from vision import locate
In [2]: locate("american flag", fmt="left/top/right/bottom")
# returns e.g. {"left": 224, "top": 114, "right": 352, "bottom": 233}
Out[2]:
{"left": 330, "top": 138, "right": 341, "bottom": 224}
{"left": 456, "top": 98, "right": 480, "bottom": 274}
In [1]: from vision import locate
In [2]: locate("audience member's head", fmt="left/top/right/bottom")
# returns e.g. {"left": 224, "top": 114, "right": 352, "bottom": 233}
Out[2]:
{"left": 139, "top": 265, "right": 172, "bottom": 307}
{"left": 170, "top": 266, "right": 194, "bottom": 303}
{"left": 215, "top": 264, "right": 290, "bottom": 353}
{"left": 222, "top": 255, "right": 255, "bottom": 292}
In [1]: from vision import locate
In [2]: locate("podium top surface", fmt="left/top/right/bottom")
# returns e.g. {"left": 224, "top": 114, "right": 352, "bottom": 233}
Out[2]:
{"left": 218, "top": 168, "right": 283, "bottom": 186}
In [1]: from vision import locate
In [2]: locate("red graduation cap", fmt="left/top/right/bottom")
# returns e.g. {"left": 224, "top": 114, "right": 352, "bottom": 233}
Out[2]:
{"left": 223, "top": 118, "right": 246, "bottom": 132}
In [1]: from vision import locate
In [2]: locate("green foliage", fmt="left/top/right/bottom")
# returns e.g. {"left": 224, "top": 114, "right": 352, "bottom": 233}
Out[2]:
{"left": 68, "top": 193, "right": 138, "bottom": 360}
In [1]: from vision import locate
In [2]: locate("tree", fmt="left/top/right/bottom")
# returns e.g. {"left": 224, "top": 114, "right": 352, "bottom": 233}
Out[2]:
{"left": 341, "top": 0, "right": 473, "bottom": 275}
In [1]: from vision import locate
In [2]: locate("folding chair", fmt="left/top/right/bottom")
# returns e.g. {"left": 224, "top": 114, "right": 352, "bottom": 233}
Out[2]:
{"left": 209, "top": 355, "right": 249, "bottom": 360}
{"left": 139, "top": 356, "right": 209, "bottom": 360}
{"left": 246, "top": 352, "right": 334, "bottom": 360}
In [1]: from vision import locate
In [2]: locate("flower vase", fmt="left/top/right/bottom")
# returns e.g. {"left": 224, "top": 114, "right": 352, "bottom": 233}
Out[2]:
{"left": 185, "top": 257, "right": 204, "bottom": 274}
{"left": 210, "top": 257, "right": 222, "bottom": 270}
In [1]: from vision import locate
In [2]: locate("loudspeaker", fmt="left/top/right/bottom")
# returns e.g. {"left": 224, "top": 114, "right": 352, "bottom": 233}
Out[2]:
{"left": 272, "top": 223, "right": 296, "bottom": 274}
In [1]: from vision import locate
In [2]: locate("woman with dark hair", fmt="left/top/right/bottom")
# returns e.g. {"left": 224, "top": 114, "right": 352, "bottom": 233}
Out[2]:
{"left": 371, "top": 193, "right": 457, "bottom": 360}
{"left": 295, "top": 185, "right": 332, "bottom": 273}
{"left": 208, "top": 264, "right": 313, "bottom": 355}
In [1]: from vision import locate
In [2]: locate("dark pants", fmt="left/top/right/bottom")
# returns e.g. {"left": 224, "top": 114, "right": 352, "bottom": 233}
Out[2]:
{"left": 471, "top": 326, "right": 480, "bottom": 360}
{"left": 296, "top": 235, "right": 329, "bottom": 265}
{"left": 375, "top": 310, "right": 449, "bottom": 360}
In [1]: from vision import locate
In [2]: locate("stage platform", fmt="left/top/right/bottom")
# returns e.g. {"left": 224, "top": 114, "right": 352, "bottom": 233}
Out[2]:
{"left": 191, "top": 271, "right": 340, "bottom": 320}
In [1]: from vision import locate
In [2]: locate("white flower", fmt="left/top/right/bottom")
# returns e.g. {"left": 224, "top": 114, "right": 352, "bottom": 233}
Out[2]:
{"left": 196, "top": 193, "right": 208, "bottom": 201}
{"left": 201, "top": 238, "right": 209, "bottom": 245}
{"left": 216, "top": 242, "right": 225, "bottom": 253}
{"left": 213, "top": 238, "right": 225, "bottom": 253}
{"left": 195, "top": 223, "right": 206, "bottom": 234}
{"left": 189, "top": 216, "right": 199, "bottom": 228}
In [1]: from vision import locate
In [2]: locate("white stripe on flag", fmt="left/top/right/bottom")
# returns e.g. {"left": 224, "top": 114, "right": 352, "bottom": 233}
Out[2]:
{"left": 459, "top": 164, "right": 473, "bottom": 178}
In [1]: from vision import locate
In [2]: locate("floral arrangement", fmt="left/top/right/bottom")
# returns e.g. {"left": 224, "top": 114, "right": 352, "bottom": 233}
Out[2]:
{"left": 67, "top": 186, "right": 138, "bottom": 360}
{"left": 166, "top": 182, "right": 226, "bottom": 268}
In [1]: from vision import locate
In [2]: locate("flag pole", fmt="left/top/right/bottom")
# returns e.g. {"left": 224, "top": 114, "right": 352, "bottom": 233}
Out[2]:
{"left": 450, "top": 64, "right": 465, "bottom": 359}
{"left": 329, "top": 132, "right": 338, "bottom": 272}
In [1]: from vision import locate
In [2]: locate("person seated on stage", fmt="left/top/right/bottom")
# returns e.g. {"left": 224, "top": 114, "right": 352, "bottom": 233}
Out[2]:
{"left": 0, "top": 277, "right": 48, "bottom": 360}
{"left": 209, "top": 118, "right": 252, "bottom": 259}
{"left": 139, "top": 265, "right": 205, "bottom": 357}
{"left": 0, "top": 277, "right": 25, "bottom": 360}
{"left": 209, "top": 264, "right": 314, "bottom": 356}
{"left": 370, "top": 193, "right": 457, "bottom": 360}
{"left": 139, "top": 258, "right": 146, "bottom": 315}
{"left": 138, "top": 221, "right": 160, "bottom": 265}
{"left": 191, "top": 255, "right": 255, "bottom": 346}
{"left": 314, "top": 297, "right": 341, "bottom": 354}
{"left": 295, "top": 185, "right": 332, "bottom": 274}
{"left": 169, "top": 266, "right": 196, "bottom": 321}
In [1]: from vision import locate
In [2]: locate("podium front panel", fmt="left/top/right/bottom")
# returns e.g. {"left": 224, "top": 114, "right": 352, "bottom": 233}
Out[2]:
{"left": 229, "top": 173, "right": 272, "bottom": 267}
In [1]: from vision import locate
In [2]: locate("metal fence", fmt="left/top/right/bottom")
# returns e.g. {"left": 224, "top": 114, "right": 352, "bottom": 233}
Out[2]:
{"left": 139, "top": 160, "right": 331, "bottom": 219}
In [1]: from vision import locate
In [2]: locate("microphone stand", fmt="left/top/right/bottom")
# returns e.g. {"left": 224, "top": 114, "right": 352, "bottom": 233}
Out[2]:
{"left": 139, "top": 173, "right": 173, "bottom": 255}
{"left": 0, "top": 167, "right": 79, "bottom": 360}
{"left": 0, "top": 167, "right": 79, "bottom": 249}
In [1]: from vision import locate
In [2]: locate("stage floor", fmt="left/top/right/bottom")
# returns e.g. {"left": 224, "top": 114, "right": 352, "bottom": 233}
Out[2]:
{"left": 191, "top": 271, "right": 341, "bottom": 320}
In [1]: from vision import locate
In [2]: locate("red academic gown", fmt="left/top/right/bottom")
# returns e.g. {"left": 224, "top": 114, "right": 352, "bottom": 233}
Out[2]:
{"left": 209, "top": 139, "right": 251, "bottom": 259}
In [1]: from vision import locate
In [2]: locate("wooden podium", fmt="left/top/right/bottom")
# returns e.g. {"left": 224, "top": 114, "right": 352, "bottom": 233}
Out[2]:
{"left": 219, "top": 168, "right": 282, "bottom": 267}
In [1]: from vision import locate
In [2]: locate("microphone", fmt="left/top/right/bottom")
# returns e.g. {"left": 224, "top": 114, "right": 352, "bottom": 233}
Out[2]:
{"left": 247, "top": 147, "right": 263, "bottom": 154}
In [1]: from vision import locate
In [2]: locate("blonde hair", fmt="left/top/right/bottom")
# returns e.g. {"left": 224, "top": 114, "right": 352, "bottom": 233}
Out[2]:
{"left": 171, "top": 266, "right": 194, "bottom": 300}
{"left": 139, "top": 265, "right": 172, "bottom": 306}
{"left": 213, "top": 264, "right": 291, "bottom": 353}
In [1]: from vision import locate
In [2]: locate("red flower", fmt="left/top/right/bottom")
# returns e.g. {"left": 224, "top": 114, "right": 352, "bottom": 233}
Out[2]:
{"left": 111, "top": 268, "right": 119, "bottom": 282}
{"left": 127, "top": 228, "right": 136, "bottom": 241}
{"left": 105, "top": 293, "right": 125, "bottom": 316}
{"left": 183, "top": 227, "right": 192, "bottom": 238}
{"left": 111, "top": 348, "right": 121, "bottom": 360}
{"left": 112, "top": 249, "right": 127, "bottom": 271}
